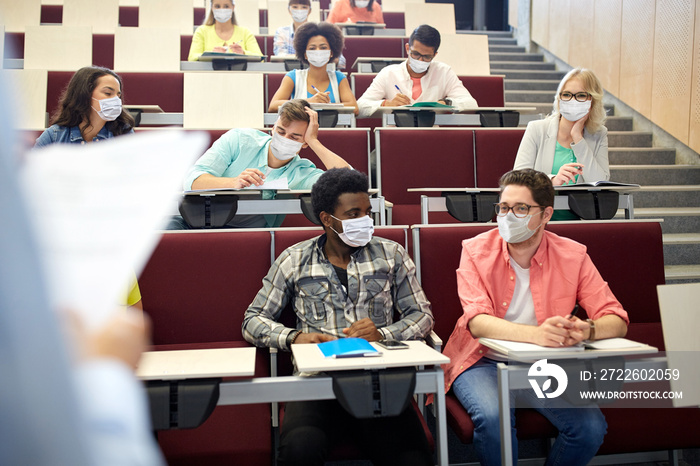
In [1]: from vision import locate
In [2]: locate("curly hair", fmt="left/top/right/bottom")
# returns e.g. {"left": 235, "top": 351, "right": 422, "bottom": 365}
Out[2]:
{"left": 311, "top": 168, "right": 369, "bottom": 220}
{"left": 499, "top": 169, "right": 555, "bottom": 208}
{"left": 205, "top": 0, "right": 237, "bottom": 26}
{"left": 350, "top": 0, "right": 377, "bottom": 12}
{"left": 552, "top": 68, "right": 606, "bottom": 134}
{"left": 294, "top": 22, "right": 344, "bottom": 64}
{"left": 51, "top": 66, "right": 134, "bottom": 136}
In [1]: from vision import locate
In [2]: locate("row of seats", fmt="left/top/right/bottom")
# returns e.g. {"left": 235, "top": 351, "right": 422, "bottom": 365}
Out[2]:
{"left": 4, "top": 31, "right": 408, "bottom": 73}
{"left": 39, "top": 70, "right": 503, "bottom": 116}
{"left": 7, "top": 2, "right": 408, "bottom": 32}
{"left": 138, "top": 221, "right": 700, "bottom": 464}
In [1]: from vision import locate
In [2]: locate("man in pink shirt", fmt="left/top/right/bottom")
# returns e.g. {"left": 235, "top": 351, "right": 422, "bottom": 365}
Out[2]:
{"left": 442, "top": 169, "right": 629, "bottom": 466}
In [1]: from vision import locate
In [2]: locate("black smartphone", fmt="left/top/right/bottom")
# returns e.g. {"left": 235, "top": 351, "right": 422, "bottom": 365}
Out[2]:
{"left": 376, "top": 340, "right": 409, "bottom": 350}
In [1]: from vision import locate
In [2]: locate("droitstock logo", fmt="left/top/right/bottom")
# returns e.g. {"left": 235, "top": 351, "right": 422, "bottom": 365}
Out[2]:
{"left": 528, "top": 359, "right": 568, "bottom": 399}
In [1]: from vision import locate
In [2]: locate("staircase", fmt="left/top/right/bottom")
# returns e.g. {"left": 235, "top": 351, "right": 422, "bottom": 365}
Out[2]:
{"left": 472, "top": 30, "right": 700, "bottom": 284}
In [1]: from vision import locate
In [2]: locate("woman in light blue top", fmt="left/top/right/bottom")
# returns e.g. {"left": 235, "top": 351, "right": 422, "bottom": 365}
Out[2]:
{"left": 269, "top": 22, "right": 358, "bottom": 115}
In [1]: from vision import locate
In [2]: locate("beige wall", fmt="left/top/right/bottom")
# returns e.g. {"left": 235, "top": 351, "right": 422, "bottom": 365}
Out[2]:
{"left": 530, "top": 0, "right": 700, "bottom": 154}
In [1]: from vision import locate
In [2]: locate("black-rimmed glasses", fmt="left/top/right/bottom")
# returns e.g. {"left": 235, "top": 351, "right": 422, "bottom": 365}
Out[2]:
{"left": 559, "top": 91, "right": 591, "bottom": 102}
{"left": 494, "top": 202, "right": 544, "bottom": 218}
{"left": 408, "top": 49, "right": 434, "bottom": 62}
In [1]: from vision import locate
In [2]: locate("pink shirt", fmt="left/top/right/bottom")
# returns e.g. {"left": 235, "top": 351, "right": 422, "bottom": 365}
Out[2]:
{"left": 411, "top": 76, "right": 422, "bottom": 101}
{"left": 441, "top": 228, "right": 629, "bottom": 394}
{"left": 326, "top": 0, "right": 384, "bottom": 24}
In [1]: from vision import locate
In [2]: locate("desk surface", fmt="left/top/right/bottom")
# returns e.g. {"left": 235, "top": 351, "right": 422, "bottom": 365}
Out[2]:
{"left": 292, "top": 340, "right": 449, "bottom": 372}
{"left": 136, "top": 347, "right": 256, "bottom": 380}
{"left": 409, "top": 186, "right": 640, "bottom": 193}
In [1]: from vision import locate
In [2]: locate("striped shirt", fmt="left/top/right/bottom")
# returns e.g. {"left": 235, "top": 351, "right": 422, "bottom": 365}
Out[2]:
{"left": 242, "top": 234, "right": 434, "bottom": 351}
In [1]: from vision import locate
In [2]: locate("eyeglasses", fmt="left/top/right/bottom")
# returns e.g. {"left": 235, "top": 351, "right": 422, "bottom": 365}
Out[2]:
{"left": 494, "top": 202, "right": 544, "bottom": 218}
{"left": 559, "top": 91, "right": 591, "bottom": 102}
{"left": 408, "top": 49, "right": 434, "bottom": 62}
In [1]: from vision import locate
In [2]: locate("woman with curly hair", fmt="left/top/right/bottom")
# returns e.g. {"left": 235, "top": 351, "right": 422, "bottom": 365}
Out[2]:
{"left": 35, "top": 66, "right": 134, "bottom": 147}
{"left": 514, "top": 68, "right": 609, "bottom": 186}
{"left": 268, "top": 22, "right": 358, "bottom": 115}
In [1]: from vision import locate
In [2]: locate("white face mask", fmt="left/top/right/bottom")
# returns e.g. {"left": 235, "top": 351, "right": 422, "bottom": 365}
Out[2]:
{"left": 290, "top": 7, "right": 309, "bottom": 23}
{"left": 306, "top": 49, "right": 331, "bottom": 68}
{"left": 497, "top": 211, "right": 543, "bottom": 244}
{"left": 559, "top": 99, "right": 591, "bottom": 122}
{"left": 269, "top": 130, "right": 303, "bottom": 161}
{"left": 331, "top": 214, "right": 374, "bottom": 247}
{"left": 91, "top": 96, "right": 122, "bottom": 121}
{"left": 212, "top": 7, "right": 233, "bottom": 23}
{"left": 355, "top": 0, "right": 370, "bottom": 8}
{"left": 408, "top": 56, "right": 430, "bottom": 74}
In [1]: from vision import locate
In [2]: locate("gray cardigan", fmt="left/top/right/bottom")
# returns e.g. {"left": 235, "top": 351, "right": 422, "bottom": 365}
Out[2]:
{"left": 513, "top": 115, "right": 609, "bottom": 183}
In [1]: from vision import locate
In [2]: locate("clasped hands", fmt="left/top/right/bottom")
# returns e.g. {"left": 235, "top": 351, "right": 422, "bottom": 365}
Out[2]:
{"left": 535, "top": 315, "right": 590, "bottom": 347}
{"left": 294, "top": 317, "right": 382, "bottom": 344}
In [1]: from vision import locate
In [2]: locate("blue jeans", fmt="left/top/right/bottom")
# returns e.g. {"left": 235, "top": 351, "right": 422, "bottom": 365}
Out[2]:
{"left": 452, "top": 358, "right": 607, "bottom": 466}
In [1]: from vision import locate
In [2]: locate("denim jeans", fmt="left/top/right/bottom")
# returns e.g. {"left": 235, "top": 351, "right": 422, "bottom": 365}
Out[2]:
{"left": 452, "top": 357, "right": 607, "bottom": 466}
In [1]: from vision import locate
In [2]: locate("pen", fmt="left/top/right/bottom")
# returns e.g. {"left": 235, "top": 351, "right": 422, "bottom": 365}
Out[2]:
{"left": 394, "top": 84, "right": 403, "bottom": 94}
{"left": 310, "top": 84, "right": 322, "bottom": 96}
{"left": 567, "top": 303, "right": 580, "bottom": 320}
{"left": 333, "top": 352, "right": 381, "bottom": 359}
{"left": 319, "top": 327, "right": 345, "bottom": 338}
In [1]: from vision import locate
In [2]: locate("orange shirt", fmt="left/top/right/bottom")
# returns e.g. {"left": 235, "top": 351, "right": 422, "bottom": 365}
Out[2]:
{"left": 441, "top": 228, "right": 629, "bottom": 394}
{"left": 411, "top": 76, "right": 422, "bottom": 101}
{"left": 326, "top": 0, "right": 384, "bottom": 24}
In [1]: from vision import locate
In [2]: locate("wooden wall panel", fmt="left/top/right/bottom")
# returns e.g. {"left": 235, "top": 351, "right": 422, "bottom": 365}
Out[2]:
{"left": 689, "top": 0, "right": 700, "bottom": 153}
{"left": 620, "top": 0, "right": 655, "bottom": 118}
{"left": 531, "top": 0, "right": 549, "bottom": 48}
{"left": 568, "top": 0, "right": 594, "bottom": 70}
{"left": 547, "top": 0, "right": 570, "bottom": 63}
{"left": 508, "top": 0, "right": 518, "bottom": 28}
{"left": 651, "top": 0, "right": 695, "bottom": 144}
{"left": 593, "top": 0, "right": 622, "bottom": 97}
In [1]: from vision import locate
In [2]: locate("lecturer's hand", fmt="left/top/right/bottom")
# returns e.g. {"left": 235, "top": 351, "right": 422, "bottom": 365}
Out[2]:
{"left": 343, "top": 318, "right": 382, "bottom": 341}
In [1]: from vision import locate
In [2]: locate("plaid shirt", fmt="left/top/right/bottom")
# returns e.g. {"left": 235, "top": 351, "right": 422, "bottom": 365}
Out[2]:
{"left": 273, "top": 25, "right": 296, "bottom": 56}
{"left": 243, "top": 234, "right": 434, "bottom": 351}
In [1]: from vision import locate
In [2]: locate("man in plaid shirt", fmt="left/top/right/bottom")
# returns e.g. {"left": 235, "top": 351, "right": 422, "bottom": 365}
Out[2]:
{"left": 243, "top": 168, "right": 434, "bottom": 466}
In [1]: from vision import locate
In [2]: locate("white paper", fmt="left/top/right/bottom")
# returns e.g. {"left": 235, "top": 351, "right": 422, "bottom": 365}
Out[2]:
{"left": 242, "top": 177, "right": 289, "bottom": 190}
{"left": 20, "top": 130, "right": 208, "bottom": 329}
{"left": 583, "top": 338, "right": 648, "bottom": 350}
{"left": 480, "top": 338, "right": 585, "bottom": 354}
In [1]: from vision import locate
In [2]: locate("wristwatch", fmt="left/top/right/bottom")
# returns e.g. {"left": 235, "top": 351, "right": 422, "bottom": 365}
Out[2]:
{"left": 585, "top": 319, "right": 596, "bottom": 342}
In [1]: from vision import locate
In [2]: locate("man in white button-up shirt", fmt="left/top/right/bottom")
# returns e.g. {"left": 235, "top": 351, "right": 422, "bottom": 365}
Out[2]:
{"left": 357, "top": 24, "right": 478, "bottom": 117}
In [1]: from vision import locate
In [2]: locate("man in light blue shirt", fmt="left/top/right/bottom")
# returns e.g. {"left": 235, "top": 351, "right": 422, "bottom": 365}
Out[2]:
{"left": 172, "top": 99, "right": 351, "bottom": 228}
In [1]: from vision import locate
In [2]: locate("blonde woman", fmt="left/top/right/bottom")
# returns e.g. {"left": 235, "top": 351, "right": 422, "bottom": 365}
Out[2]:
{"left": 514, "top": 68, "right": 609, "bottom": 186}
{"left": 188, "top": 0, "right": 262, "bottom": 61}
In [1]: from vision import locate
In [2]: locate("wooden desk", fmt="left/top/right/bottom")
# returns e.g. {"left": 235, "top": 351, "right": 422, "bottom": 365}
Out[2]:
{"left": 335, "top": 22, "right": 386, "bottom": 35}
{"left": 377, "top": 106, "right": 538, "bottom": 127}
{"left": 352, "top": 56, "right": 405, "bottom": 73}
{"left": 137, "top": 347, "right": 256, "bottom": 380}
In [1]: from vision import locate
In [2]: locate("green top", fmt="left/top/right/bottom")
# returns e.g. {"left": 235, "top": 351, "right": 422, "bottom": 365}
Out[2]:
{"left": 552, "top": 141, "right": 580, "bottom": 221}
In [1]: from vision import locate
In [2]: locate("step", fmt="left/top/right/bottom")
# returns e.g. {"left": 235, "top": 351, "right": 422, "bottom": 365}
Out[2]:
{"left": 610, "top": 165, "right": 700, "bottom": 185}
{"left": 490, "top": 52, "right": 545, "bottom": 62}
{"left": 489, "top": 61, "right": 556, "bottom": 71}
{"left": 662, "top": 233, "right": 700, "bottom": 266}
{"left": 489, "top": 45, "right": 527, "bottom": 53}
{"left": 488, "top": 38, "right": 518, "bottom": 46}
{"left": 608, "top": 148, "right": 675, "bottom": 165}
{"left": 505, "top": 79, "right": 560, "bottom": 91}
{"left": 605, "top": 116, "right": 634, "bottom": 132}
{"left": 607, "top": 131, "right": 653, "bottom": 148}
{"left": 664, "top": 264, "right": 700, "bottom": 283}
{"left": 505, "top": 89, "right": 555, "bottom": 103}
{"left": 491, "top": 69, "right": 568, "bottom": 81}
{"left": 633, "top": 185, "right": 700, "bottom": 208}
{"left": 628, "top": 207, "right": 700, "bottom": 233}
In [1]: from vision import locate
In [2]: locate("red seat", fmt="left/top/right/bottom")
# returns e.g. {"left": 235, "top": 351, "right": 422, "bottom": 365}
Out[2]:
{"left": 473, "top": 128, "right": 525, "bottom": 187}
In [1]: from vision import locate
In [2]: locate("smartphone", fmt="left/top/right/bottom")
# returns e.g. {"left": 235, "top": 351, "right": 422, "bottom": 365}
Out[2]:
{"left": 376, "top": 340, "right": 409, "bottom": 350}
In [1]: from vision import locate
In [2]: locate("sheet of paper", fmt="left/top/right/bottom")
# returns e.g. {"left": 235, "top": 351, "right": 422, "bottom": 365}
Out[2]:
{"left": 21, "top": 130, "right": 208, "bottom": 329}
{"left": 242, "top": 177, "right": 289, "bottom": 190}
{"left": 480, "top": 338, "right": 584, "bottom": 354}
{"left": 584, "top": 338, "right": 648, "bottom": 350}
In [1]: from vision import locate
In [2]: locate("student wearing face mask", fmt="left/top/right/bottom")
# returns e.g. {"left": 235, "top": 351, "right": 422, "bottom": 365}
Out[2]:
{"left": 357, "top": 24, "right": 478, "bottom": 118}
{"left": 171, "top": 99, "right": 350, "bottom": 229}
{"left": 326, "top": 0, "right": 384, "bottom": 24}
{"left": 34, "top": 66, "right": 134, "bottom": 147}
{"left": 441, "top": 169, "right": 628, "bottom": 466}
{"left": 269, "top": 22, "right": 358, "bottom": 115}
{"left": 514, "top": 68, "right": 610, "bottom": 187}
{"left": 188, "top": 0, "right": 262, "bottom": 61}
{"left": 273, "top": 0, "right": 312, "bottom": 56}
{"left": 243, "top": 168, "right": 434, "bottom": 466}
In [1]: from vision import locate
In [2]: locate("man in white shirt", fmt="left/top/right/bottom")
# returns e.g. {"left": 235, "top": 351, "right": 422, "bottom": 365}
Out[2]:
{"left": 357, "top": 24, "right": 478, "bottom": 117}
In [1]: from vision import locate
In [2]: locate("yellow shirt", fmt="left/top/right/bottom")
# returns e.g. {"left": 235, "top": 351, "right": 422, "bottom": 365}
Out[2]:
{"left": 188, "top": 24, "right": 263, "bottom": 61}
